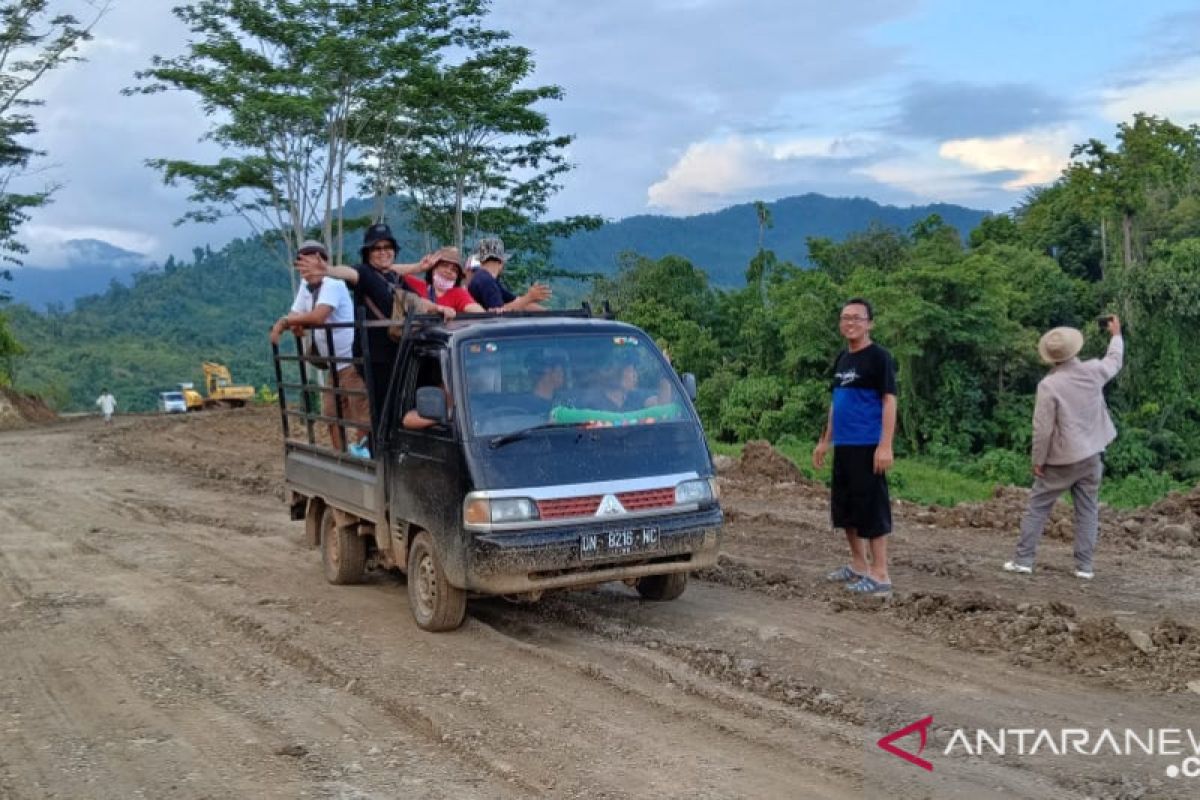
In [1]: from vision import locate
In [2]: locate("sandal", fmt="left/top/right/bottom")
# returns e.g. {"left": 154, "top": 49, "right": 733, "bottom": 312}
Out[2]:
{"left": 826, "top": 565, "right": 864, "bottom": 582}
{"left": 846, "top": 575, "right": 893, "bottom": 595}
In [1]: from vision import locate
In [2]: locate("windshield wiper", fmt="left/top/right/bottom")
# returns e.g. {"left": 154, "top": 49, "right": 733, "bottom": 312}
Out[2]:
{"left": 488, "top": 421, "right": 588, "bottom": 449}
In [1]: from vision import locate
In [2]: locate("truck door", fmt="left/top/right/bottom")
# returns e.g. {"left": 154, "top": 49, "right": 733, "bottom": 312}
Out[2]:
{"left": 388, "top": 346, "right": 467, "bottom": 554}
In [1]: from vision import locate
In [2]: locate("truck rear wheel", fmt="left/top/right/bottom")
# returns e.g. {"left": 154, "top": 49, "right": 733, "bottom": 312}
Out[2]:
{"left": 407, "top": 531, "right": 466, "bottom": 631}
{"left": 636, "top": 571, "right": 688, "bottom": 601}
{"left": 321, "top": 507, "right": 365, "bottom": 585}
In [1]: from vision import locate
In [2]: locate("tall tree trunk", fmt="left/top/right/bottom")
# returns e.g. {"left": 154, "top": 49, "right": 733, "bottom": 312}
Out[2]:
{"left": 1099, "top": 215, "right": 1107, "bottom": 278}
{"left": 454, "top": 173, "right": 465, "bottom": 254}
{"left": 1122, "top": 212, "right": 1134, "bottom": 269}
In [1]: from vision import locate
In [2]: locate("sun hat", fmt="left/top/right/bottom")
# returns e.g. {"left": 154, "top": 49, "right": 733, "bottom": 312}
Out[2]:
{"left": 426, "top": 246, "right": 464, "bottom": 281}
{"left": 297, "top": 239, "right": 328, "bottom": 259}
{"left": 360, "top": 222, "right": 398, "bottom": 260}
{"left": 1038, "top": 326, "right": 1084, "bottom": 364}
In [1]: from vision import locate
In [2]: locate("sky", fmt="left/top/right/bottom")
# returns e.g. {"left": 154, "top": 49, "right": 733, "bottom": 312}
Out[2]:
{"left": 12, "top": 0, "right": 1200, "bottom": 269}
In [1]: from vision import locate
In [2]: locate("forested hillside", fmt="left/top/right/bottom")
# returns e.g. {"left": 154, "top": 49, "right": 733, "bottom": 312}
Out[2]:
{"left": 4, "top": 238, "right": 290, "bottom": 412}
{"left": 551, "top": 194, "right": 987, "bottom": 286}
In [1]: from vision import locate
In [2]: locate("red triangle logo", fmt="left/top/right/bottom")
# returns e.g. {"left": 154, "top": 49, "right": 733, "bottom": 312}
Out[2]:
{"left": 877, "top": 715, "right": 934, "bottom": 772}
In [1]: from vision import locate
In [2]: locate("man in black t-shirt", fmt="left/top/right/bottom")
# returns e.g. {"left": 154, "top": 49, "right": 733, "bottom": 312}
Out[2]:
{"left": 812, "top": 298, "right": 898, "bottom": 596}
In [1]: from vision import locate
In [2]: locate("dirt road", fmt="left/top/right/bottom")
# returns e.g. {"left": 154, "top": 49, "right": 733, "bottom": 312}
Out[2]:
{"left": 1, "top": 411, "right": 1198, "bottom": 799}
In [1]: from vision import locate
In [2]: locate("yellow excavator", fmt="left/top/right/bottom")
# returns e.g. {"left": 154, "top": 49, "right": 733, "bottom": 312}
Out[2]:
{"left": 180, "top": 363, "right": 255, "bottom": 409}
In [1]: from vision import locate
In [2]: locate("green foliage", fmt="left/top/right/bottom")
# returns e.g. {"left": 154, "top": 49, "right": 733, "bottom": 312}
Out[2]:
{"left": 0, "top": 1, "right": 105, "bottom": 265}
{"left": 1101, "top": 470, "right": 1188, "bottom": 509}
{"left": 9, "top": 236, "right": 290, "bottom": 411}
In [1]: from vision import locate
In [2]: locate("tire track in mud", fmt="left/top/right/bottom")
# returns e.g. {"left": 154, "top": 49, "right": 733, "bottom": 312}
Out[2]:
{"left": 476, "top": 595, "right": 865, "bottom": 730}
{"left": 31, "top": 475, "right": 852, "bottom": 797}
{"left": 2, "top": 487, "right": 536, "bottom": 797}
{"left": 469, "top": 601, "right": 864, "bottom": 787}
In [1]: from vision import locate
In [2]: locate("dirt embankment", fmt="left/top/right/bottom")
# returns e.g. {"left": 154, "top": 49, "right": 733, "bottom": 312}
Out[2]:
{"left": 0, "top": 387, "right": 56, "bottom": 430}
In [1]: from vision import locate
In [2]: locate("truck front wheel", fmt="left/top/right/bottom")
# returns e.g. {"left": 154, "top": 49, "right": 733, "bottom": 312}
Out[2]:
{"left": 636, "top": 572, "right": 688, "bottom": 601}
{"left": 407, "top": 531, "right": 466, "bottom": 631}
{"left": 321, "top": 507, "right": 365, "bottom": 585}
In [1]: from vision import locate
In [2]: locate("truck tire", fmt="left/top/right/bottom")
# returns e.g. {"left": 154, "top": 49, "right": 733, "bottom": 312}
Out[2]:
{"left": 636, "top": 571, "right": 688, "bottom": 601}
{"left": 407, "top": 531, "right": 466, "bottom": 632}
{"left": 321, "top": 506, "right": 365, "bottom": 585}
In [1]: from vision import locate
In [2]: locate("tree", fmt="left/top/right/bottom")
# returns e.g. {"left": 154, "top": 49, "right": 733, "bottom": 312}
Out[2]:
{"left": 0, "top": 0, "right": 107, "bottom": 377}
{"left": 0, "top": 0, "right": 106, "bottom": 270}
{"left": 127, "top": 0, "right": 477, "bottom": 268}
{"left": 375, "top": 37, "right": 575, "bottom": 254}
{"left": 753, "top": 199, "right": 773, "bottom": 251}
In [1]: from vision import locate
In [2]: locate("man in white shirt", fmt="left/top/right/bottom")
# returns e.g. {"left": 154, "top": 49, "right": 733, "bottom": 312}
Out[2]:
{"left": 269, "top": 240, "right": 368, "bottom": 452}
{"left": 95, "top": 389, "right": 116, "bottom": 424}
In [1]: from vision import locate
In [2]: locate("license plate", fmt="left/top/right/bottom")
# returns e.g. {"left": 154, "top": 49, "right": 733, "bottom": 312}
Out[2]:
{"left": 580, "top": 527, "right": 661, "bottom": 560}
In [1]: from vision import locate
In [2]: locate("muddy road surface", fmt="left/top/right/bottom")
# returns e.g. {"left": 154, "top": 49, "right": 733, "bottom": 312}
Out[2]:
{"left": 1, "top": 411, "right": 1198, "bottom": 799}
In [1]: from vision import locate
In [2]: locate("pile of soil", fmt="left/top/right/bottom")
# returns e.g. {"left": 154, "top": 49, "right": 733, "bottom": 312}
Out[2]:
{"left": 727, "top": 440, "right": 811, "bottom": 485}
{"left": 0, "top": 387, "right": 56, "bottom": 430}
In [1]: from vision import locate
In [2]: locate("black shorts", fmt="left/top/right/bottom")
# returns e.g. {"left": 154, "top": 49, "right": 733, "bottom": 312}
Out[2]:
{"left": 831, "top": 445, "right": 892, "bottom": 538}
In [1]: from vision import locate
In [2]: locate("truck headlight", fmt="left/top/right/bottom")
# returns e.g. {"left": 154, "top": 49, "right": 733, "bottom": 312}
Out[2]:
{"left": 674, "top": 479, "right": 713, "bottom": 505}
{"left": 464, "top": 496, "right": 539, "bottom": 526}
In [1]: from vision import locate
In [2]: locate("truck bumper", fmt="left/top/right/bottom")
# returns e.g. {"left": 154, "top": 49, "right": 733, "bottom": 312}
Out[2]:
{"left": 464, "top": 506, "right": 723, "bottom": 594}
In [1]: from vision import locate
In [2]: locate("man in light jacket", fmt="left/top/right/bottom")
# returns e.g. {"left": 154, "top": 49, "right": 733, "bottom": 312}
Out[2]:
{"left": 1004, "top": 315, "right": 1124, "bottom": 580}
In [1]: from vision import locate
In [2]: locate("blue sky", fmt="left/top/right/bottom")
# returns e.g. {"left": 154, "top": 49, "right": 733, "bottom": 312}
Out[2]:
{"left": 14, "top": 0, "right": 1200, "bottom": 269}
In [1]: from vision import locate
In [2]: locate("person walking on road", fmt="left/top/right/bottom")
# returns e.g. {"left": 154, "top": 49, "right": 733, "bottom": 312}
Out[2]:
{"left": 95, "top": 389, "right": 117, "bottom": 425}
{"left": 812, "top": 298, "right": 898, "bottom": 596}
{"left": 1004, "top": 315, "right": 1124, "bottom": 580}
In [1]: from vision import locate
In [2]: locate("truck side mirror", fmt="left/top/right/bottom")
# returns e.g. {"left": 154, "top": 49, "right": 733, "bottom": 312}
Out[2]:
{"left": 415, "top": 386, "right": 448, "bottom": 423}
{"left": 680, "top": 373, "right": 697, "bottom": 401}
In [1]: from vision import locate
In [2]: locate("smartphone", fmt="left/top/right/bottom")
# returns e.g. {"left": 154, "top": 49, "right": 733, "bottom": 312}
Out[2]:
{"left": 1097, "top": 315, "right": 1111, "bottom": 332}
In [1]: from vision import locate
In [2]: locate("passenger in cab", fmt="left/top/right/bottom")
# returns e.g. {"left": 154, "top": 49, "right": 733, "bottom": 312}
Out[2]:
{"left": 467, "top": 237, "right": 551, "bottom": 312}
{"left": 403, "top": 247, "right": 485, "bottom": 314}
{"left": 524, "top": 349, "right": 568, "bottom": 416}
{"left": 590, "top": 352, "right": 652, "bottom": 412}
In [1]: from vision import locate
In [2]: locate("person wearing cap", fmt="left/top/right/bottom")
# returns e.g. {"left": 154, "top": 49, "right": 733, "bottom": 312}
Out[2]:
{"left": 467, "top": 237, "right": 551, "bottom": 312}
{"left": 1004, "top": 315, "right": 1124, "bottom": 580}
{"left": 403, "top": 246, "right": 485, "bottom": 313}
{"left": 269, "top": 240, "right": 368, "bottom": 451}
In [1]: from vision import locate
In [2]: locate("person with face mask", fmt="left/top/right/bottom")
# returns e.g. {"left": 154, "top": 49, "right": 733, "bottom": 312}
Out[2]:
{"left": 403, "top": 247, "right": 485, "bottom": 313}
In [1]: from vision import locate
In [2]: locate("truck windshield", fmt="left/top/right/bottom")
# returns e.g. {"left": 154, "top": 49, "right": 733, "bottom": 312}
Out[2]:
{"left": 162, "top": 393, "right": 184, "bottom": 401}
{"left": 460, "top": 334, "right": 688, "bottom": 438}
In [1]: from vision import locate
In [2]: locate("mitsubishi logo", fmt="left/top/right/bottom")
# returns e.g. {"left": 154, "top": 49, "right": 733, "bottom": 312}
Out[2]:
{"left": 596, "top": 494, "right": 625, "bottom": 516}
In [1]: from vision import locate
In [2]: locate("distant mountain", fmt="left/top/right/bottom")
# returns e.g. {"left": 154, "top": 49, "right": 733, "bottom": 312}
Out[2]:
{"left": 550, "top": 194, "right": 989, "bottom": 286}
{"left": 7, "top": 239, "right": 156, "bottom": 309}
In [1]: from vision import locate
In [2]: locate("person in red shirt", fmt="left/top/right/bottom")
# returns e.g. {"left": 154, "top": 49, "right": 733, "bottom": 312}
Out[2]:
{"left": 403, "top": 246, "right": 486, "bottom": 313}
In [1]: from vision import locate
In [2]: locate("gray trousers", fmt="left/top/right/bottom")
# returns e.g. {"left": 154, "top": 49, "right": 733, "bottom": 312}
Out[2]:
{"left": 1013, "top": 453, "right": 1103, "bottom": 571}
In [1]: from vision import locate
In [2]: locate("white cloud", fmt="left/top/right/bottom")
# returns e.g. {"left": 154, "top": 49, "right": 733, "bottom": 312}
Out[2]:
{"left": 647, "top": 135, "right": 881, "bottom": 214}
{"left": 937, "top": 128, "right": 1076, "bottom": 189}
{"left": 20, "top": 224, "right": 158, "bottom": 268}
{"left": 1101, "top": 56, "right": 1200, "bottom": 125}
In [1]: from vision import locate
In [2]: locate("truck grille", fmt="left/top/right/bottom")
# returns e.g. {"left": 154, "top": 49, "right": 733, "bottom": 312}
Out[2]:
{"left": 536, "top": 487, "right": 676, "bottom": 520}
